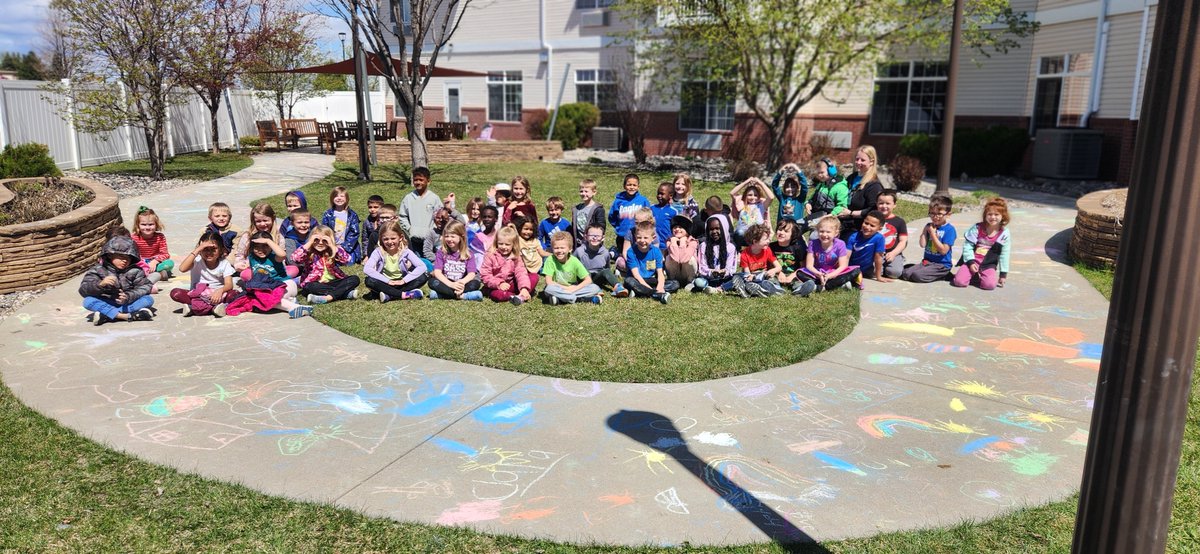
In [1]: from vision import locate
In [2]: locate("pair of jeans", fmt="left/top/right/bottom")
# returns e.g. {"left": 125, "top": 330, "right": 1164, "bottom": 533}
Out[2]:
{"left": 429, "top": 277, "right": 481, "bottom": 299}
{"left": 798, "top": 266, "right": 863, "bottom": 290}
{"left": 83, "top": 294, "right": 154, "bottom": 319}
{"left": 623, "top": 275, "right": 680, "bottom": 297}
{"left": 364, "top": 274, "right": 428, "bottom": 297}
{"left": 300, "top": 275, "right": 361, "bottom": 300}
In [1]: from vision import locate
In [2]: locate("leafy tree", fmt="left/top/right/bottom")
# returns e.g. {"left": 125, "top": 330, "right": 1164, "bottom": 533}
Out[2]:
{"left": 37, "top": 6, "right": 83, "bottom": 80}
{"left": 176, "top": 0, "right": 284, "bottom": 153}
{"left": 0, "top": 51, "right": 46, "bottom": 80}
{"left": 314, "top": 71, "right": 350, "bottom": 92}
{"left": 49, "top": 0, "right": 200, "bottom": 180}
{"left": 320, "top": 0, "right": 473, "bottom": 169}
{"left": 617, "top": 0, "right": 1039, "bottom": 170}
{"left": 242, "top": 13, "right": 329, "bottom": 122}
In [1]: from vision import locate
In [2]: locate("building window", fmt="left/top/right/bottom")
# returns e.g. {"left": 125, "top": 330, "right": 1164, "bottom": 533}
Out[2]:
{"left": 679, "top": 79, "right": 734, "bottom": 131}
{"left": 1032, "top": 54, "right": 1093, "bottom": 133}
{"left": 488, "top": 71, "right": 523, "bottom": 122}
{"left": 868, "top": 61, "right": 948, "bottom": 135}
{"left": 575, "top": 69, "right": 617, "bottom": 111}
{"left": 575, "top": 0, "right": 614, "bottom": 7}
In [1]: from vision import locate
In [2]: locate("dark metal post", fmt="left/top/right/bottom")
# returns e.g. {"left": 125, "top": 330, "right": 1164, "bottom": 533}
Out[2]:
{"left": 1072, "top": 0, "right": 1200, "bottom": 551}
{"left": 351, "top": 0, "right": 370, "bottom": 181}
{"left": 936, "top": 0, "right": 963, "bottom": 194}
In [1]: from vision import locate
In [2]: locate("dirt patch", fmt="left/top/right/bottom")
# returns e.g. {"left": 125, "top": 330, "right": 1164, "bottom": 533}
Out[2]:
{"left": 0, "top": 177, "right": 95, "bottom": 226}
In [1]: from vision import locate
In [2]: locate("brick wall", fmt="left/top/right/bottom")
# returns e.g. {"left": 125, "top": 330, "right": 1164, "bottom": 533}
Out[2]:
{"left": 0, "top": 178, "right": 123, "bottom": 294}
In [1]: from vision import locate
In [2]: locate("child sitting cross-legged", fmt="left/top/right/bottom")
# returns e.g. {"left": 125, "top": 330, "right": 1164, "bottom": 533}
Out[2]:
{"left": 79, "top": 235, "right": 155, "bottom": 325}
{"left": 430, "top": 220, "right": 484, "bottom": 301}
{"left": 575, "top": 224, "right": 619, "bottom": 290}
{"left": 363, "top": 222, "right": 428, "bottom": 302}
{"left": 771, "top": 218, "right": 817, "bottom": 296}
{"left": 537, "top": 196, "right": 571, "bottom": 249}
{"left": 800, "top": 215, "right": 862, "bottom": 291}
{"left": 172, "top": 229, "right": 237, "bottom": 317}
{"left": 730, "top": 223, "right": 784, "bottom": 297}
{"left": 226, "top": 231, "right": 309, "bottom": 318}
{"left": 693, "top": 213, "right": 737, "bottom": 294}
{"left": 615, "top": 220, "right": 678, "bottom": 304}
{"left": 291, "top": 225, "right": 360, "bottom": 304}
{"left": 665, "top": 215, "right": 698, "bottom": 288}
{"left": 542, "top": 231, "right": 602, "bottom": 305}
{"left": 480, "top": 225, "right": 534, "bottom": 305}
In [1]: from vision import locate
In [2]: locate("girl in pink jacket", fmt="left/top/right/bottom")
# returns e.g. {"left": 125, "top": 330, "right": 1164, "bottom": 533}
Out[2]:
{"left": 479, "top": 225, "right": 533, "bottom": 305}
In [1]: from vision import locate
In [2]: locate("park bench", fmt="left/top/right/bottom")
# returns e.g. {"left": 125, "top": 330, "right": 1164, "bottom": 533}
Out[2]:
{"left": 281, "top": 118, "right": 321, "bottom": 146}
{"left": 255, "top": 120, "right": 298, "bottom": 151}
{"left": 317, "top": 122, "right": 338, "bottom": 154}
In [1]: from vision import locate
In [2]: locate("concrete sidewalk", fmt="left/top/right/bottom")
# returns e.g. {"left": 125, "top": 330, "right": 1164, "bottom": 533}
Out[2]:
{"left": 0, "top": 153, "right": 1104, "bottom": 547}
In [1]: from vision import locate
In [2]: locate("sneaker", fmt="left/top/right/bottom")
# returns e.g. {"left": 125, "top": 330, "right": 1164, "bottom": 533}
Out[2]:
{"left": 130, "top": 308, "right": 154, "bottom": 321}
{"left": 745, "top": 282, "right": 768, "bottom": 298}
{"left": 731, "top": 279, "right": 749, "bottom": 298}
{"left": 547, "top": 295, "right": 559, "bottom": 306}
{"left": 591, "top": 295, "right": 603, "bottom": 305}
{"left": 658, "top": 291, "right": 671, "bottom": 305}
{"left": 510, "top": 295, "right": 524, "bottom": 306}
{"left": 379, "top": 292, "right": 391, "bottom": 303}
{"left": 682, "top": 282, "right": 695, "bottom": 293}
{"left": 428, "top": 290, "right": 440, "bottom": 300}
{"left": 402, "top": 290, "right": 424, "bottom": 300}
{"left": 345, "top": 289, "right": 358, "bottom": 300}
{"left": 612, "top": 283, "right": 629, "bottom": 298}
{"left": 463, "top": 290, "right": 484, "bottom": 301}
{"left": 181, "top": 305, "right": 192, "bottom": 317}
{"left": 794, "top": 280, "right": 818, "bottom": 297}
{"left": 150, "top": 285, "right": 160, "bottom": 294}
{"left": 212, "top": 303, "right": 227, "bottom": 318}
{"left": 92, "top": 311, "right": 107, "bottom": 326}
{"left": 159, "top": 270, "right": 170, "bottom": 282}
{"left": 289, "top": 305, "right": 313, "bottom": 318}
{"left": 842, "top": 281, "right": 853, "bottom": 291}
{"left": 307, "top": 294, "right": 329, "bottom": 304}
{"left": 705, "top": 286, "right": 721, "bottom": 295}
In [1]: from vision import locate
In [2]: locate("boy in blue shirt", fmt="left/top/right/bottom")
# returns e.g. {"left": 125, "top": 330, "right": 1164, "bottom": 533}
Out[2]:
{"left": 650, "top": 182, "right": 678, "bottom": 249}
{"left": 614, "top": 220, "right": 678, "bottom": 303}
{"left": 847, "top": 210, "right": 890, "bottom": 282}
{"left": 771, "top": 162, "right": 808, "bottom": 223}
{"left": 902, "top": 194, "right": 957, "bottom": 283}
{"left": 537, "top": 196, "right": 571, "bottom": 249}
{"left": 608, "top": 173, "right": 650, "bottom": 257}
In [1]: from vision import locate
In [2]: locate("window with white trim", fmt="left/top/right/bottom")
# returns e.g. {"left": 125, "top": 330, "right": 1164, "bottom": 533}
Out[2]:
{"left": 679, "top": 79, "right": 734, "bottom": 131}
{"left": 869, "top": 61, "right": 948, "bottom": 135}
{"left": 575, "top": 69, "right": 616, "bottom": 111}
{"left": 1031, "top": 54, "right": 1093, "bottom": 133}
{"left": 575, "top": 0, "right": 614, "bottom": 7}
{"left": 487, "top": 71, "right": 523, "bottom": 122}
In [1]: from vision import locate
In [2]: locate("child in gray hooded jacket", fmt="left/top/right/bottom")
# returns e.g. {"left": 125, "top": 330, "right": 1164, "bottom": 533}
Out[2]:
{"left": 79, "top": 235, "right": 155, "bottom": 325}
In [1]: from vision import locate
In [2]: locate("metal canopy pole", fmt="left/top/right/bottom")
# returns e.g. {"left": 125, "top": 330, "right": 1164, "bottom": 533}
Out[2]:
{"left": 351, "top": 0, "right": 370, "bottom": 181}
{"left": 1071, "top": 0, "right": 1200, "bottom": 551}
{"left": 936, "top": 0, "right": 963, "bottom": 194}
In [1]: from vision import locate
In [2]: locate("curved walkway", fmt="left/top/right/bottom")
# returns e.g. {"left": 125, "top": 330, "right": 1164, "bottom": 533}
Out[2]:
{"left": 0, "top": 152, "right": 1104, "bottom": 547}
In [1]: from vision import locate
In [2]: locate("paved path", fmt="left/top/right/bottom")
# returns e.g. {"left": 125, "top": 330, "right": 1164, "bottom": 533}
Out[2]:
{"left": 0, "top": 153, "right": 1104, "bottom": 547}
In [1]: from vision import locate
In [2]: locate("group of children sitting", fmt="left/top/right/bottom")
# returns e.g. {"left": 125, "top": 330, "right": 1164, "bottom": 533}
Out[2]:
{"left": 79, "top": 157, "right": 1013, "bottom": 323}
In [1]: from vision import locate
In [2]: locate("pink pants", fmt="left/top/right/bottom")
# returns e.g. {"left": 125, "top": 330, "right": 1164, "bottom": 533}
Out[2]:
{"left": 485, "top": 273, "right": 538, "bottom": 302}
{"left": 170, "top": 284, "right": 235, "bottom": 315}
{"left": 952, "top": 265, "right": 998, "bottom": 290}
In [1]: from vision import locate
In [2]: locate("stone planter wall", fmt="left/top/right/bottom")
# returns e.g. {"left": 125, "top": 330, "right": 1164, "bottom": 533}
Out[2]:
{"left": 1070, "top": 188, "right": 1126, "bottom": 268}
{"left": 0, "top": 177, "right": 122, "bottom": 294}
{"left": 335, "top": 140, "right": 564, "bottom": 165}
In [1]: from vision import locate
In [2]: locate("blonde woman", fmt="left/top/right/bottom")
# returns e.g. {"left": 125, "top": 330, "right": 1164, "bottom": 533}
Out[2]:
{"left": 839, "top": 145, "right": 885, "bottom": 240}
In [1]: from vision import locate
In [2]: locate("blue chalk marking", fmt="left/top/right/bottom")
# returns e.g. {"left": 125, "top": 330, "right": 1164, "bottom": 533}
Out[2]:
{"left": 429, "top": 437, "right": 478, "bottom": 457}
{"left": 813, "top": 451, "right": 867, "bottom": 476}
{"left": 473, "top": 401, "right": 533, "bottom": 424}
{"left": 959, "top": 435, "right": 1002, "bottom": 454}
{"left": 396, "top": 381, "right": 464, "bottom": 417}
{"left": 258, "top": 429, "right": 311, "bottom": 436}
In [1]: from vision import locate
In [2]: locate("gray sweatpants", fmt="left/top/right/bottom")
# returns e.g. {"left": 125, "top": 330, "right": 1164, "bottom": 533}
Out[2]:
{"left": 544, "top": 283, "right": 601, "bottom": 303}
{"left": 901, "top": 261, "right": 951, "bottom": 283}
{"left": 884, "top": 253, "right": 906, "bottom": 279}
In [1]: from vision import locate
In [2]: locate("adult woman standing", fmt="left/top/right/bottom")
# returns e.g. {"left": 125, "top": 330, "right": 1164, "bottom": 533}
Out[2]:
{"left": 839, "top": 145, "right": 884, "bottom": 240}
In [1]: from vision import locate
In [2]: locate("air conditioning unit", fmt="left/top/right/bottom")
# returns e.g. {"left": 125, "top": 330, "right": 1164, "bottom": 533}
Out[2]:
{"left": 687, "top": 133, "right": 723, "bottom": 151}
{"left": 580, "top": 9, "right": 609, "bottom": 27}
{"left": 1032, "top": 129, "right": 1103, "bottom": 179}
{"left": 592, "top": 127, "right": 622, "bottom": 151}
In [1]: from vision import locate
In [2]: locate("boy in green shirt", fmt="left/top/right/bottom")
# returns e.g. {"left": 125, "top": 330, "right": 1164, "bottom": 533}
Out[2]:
{"left": 541, "top": 231, "right": 602, "bottom": 305}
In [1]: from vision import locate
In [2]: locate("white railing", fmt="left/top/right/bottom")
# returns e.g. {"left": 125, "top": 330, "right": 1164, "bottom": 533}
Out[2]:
{"left": 0, "top": 80, "right": 386, "bottom": 170}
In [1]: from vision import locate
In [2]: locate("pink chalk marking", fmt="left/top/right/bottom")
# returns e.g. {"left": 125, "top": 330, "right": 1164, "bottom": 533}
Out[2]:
{"left": 435, "top": 499, "right": 503, "bottom": 525}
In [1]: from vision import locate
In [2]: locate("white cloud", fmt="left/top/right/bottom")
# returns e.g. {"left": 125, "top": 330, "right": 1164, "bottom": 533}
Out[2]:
{"left": 0, "top": 0, "right": 49, "bottom": 54}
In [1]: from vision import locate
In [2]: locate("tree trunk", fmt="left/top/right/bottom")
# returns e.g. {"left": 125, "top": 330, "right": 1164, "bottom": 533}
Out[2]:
{"left": 206, "top": 89, "right": 221, "bottom": 154}
{"left": 145, "top": 126, "right": 165, "bottom": 181}
{"left": 407, "top": 104, "right": 429, "bottom": 168}
{"left": 765, "top": 112, "right": 793, "bottom": 172}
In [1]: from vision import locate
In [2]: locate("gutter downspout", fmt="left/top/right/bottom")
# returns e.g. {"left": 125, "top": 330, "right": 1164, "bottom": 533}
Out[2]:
{"left": 1083, "top": 0, "right": 1111, "bottom": 127}
{"left": 540, "top": 0, "right": 552, "bottom": 110}
{"left": 1129, "top": 3, "right": 1151, "bottom": 120}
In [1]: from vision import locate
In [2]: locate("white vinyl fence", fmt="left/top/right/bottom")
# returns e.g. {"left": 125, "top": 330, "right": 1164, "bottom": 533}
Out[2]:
{"left": 0, "top": 80, "right": 385, "bottom": 170}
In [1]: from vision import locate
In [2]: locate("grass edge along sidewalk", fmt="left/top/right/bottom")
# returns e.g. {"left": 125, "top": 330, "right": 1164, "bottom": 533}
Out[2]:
{"left": 2, "top": 261, "right": 1195, "bottom": 552}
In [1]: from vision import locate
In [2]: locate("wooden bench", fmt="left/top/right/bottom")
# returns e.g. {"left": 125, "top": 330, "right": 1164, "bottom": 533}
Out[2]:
{"left": 255, "top": 120, "right": 298, "bottom": 151}
{"left": 281, "top": 118, "right": 320, "bottom": 145}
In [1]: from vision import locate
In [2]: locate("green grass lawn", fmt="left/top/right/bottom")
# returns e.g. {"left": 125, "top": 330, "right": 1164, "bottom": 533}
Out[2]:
{"left": 263, "top": 162, "right": 861, "bottom": 383}
{"left": 2, "top": 259, "right": 1195, "bottom": 552}
{"left": 87, "top": 151, "right": 253, "bottom": 181}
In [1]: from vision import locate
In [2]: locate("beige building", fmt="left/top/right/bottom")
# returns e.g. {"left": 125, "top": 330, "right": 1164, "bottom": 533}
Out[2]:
{"left": 384, "top": 0, "right": 1156, "bottom": 182}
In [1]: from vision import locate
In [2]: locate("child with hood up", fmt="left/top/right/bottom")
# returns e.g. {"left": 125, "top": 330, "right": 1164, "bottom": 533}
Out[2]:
{"left": 79, "top": 235, "right": 155, "bottom": 325}
{"left": 693, "top": 213, "right": 738, "bottom": 294}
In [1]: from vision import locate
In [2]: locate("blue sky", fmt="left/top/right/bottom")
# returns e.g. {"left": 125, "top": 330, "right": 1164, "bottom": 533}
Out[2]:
{"left": 0, "top": 0, "right": 349, "bottom": 61}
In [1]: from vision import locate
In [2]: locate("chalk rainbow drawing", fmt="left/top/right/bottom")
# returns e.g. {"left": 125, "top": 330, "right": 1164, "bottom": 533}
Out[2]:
{"left": 867, "top": 353, "right": 919, "bottom": 365}
{"left": 922, "top": 342, "right": 974, "bottom": 354}
{"left": 880, "top": 322, "right": 956, "bottom": 337}
{"left": 856, "top": 414, "right": 938, "bottom": 439}
{"left": 812, "top": 451, "right": 867, "bottom": 476}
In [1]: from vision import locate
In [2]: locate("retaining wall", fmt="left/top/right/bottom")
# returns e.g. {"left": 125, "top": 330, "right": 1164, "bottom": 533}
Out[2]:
{"left": 0, "top": 177, "right": 122, "bottom": 294}
{"left": 1070, "top": 188, "right": 1126, "bottom": 268}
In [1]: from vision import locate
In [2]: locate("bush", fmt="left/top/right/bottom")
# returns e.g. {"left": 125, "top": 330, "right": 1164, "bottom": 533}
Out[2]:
{"left": 525, "top": 109, "right": 549, "bottom": 140}
{"left": 0, "top": 143, "right": 62, "bottom": 179}
{"left": 898, "top": 126, "right": 1030, "bottom": 178}
{"left": 724, "top": 139, "right": 761, "bottom": 182}
{"left": 889, "top": 154, "right": 926, "bottom": 192}
{"left": 239, "top": 136, "right": 261, "bottom": 148}
{"left": 542, "top": 102, "right": 601, "bottom": 150}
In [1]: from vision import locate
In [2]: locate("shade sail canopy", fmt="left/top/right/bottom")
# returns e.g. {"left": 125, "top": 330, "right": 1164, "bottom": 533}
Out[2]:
{"left": 261, "top": 56, "right": 487, "bottom": 78}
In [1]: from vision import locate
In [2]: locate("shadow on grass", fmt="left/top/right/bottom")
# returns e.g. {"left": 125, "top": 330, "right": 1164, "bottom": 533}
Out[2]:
{"left": 606, "top": 410, "right": 832, "bottom": 554}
